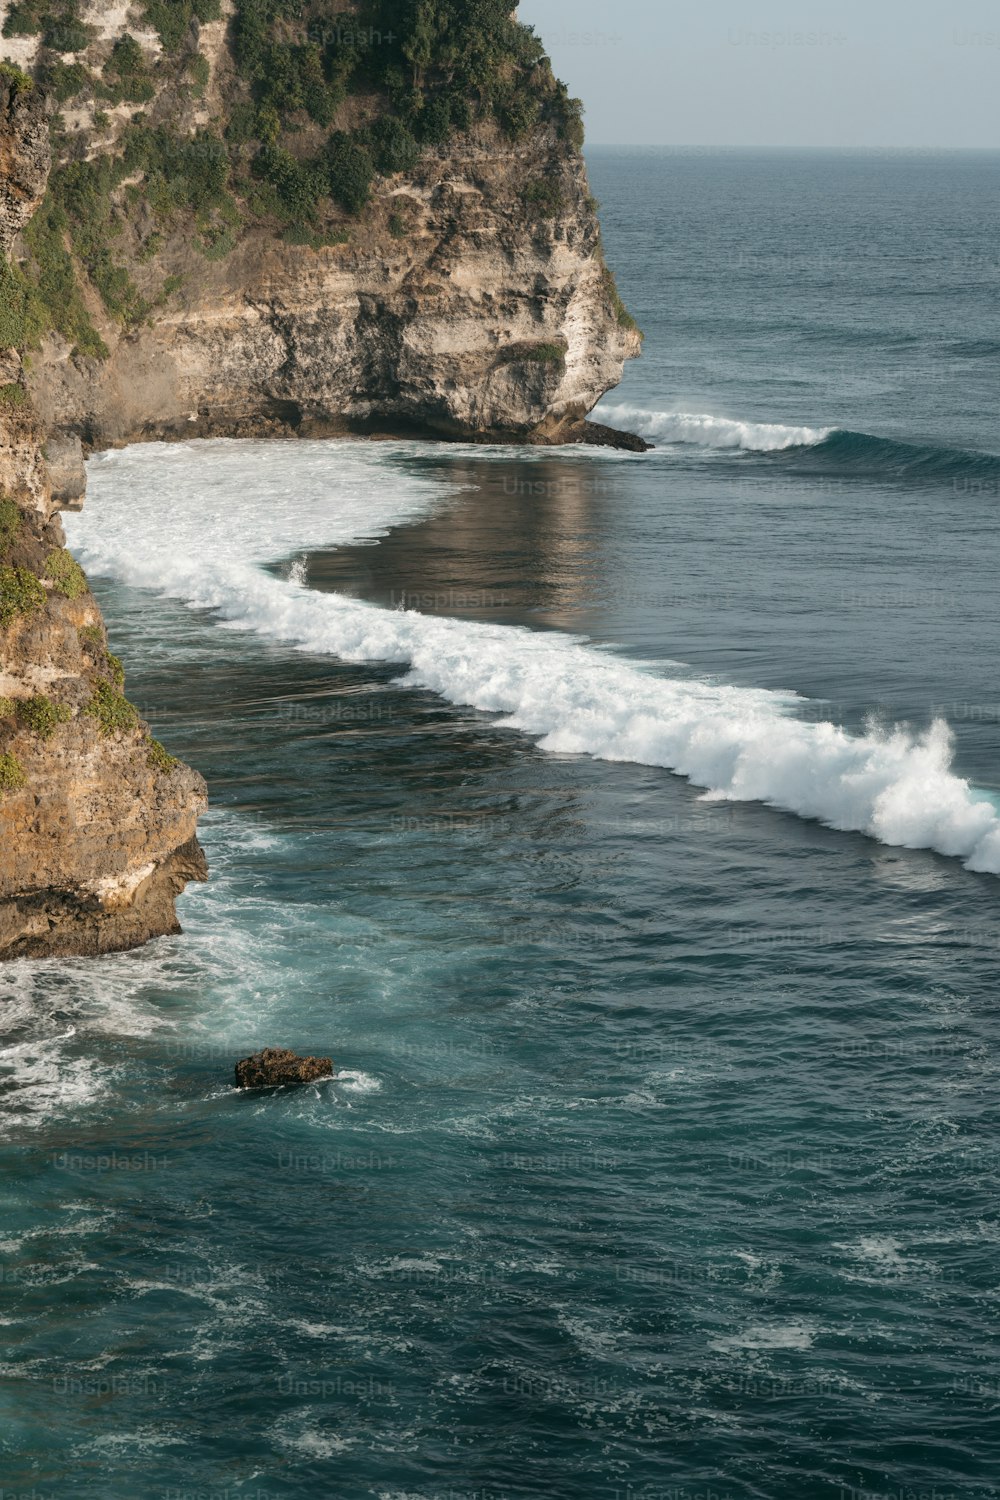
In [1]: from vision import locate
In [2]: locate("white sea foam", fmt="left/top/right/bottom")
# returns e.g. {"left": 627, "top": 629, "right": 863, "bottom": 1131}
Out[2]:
{"left": 595, "top": 402, "right": 831, "bottom": 451}
{"left": 711, "top": 1320, "right": 818, "bottom": 1352}
{"left": 66, "top": 439, "right": 1000, "bottom": 876}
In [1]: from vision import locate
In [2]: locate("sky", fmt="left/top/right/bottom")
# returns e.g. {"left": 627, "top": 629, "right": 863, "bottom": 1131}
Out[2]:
{"left": 517, "top": 0, "right": 1000, "bottom": 148}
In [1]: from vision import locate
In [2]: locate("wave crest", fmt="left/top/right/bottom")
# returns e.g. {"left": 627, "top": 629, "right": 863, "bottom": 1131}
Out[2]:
{"left": 68, "top": 441, "right": 1000, "bottom": 878}
{"left": 595, "top": 404, "right": 831, "bottom": 451}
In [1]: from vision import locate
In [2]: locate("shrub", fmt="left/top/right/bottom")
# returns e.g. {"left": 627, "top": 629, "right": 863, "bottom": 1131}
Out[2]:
{"left": 84, "top": 679, "right": 140, "bottom": 736}
{"left": 147, "top": 737, "right": 178, "bottom": 773}
{"left": 0, "top": 257, "right": 29, "bottom": 350}
{"left": 0, "top": 383, "right": 27, "bottom": 411}
{"left": 42, "top": 5, "right": 93, "bottom": 54}
{"left": 143, "top": 0, "right": 219, "bottom": 51}
{"left": 45, "top": 548, "right": 88, "bottom": 599}
{"left": 39, "top": 59, "right": 93, "bottom": 102}
{"left": 254, "top": 145, "right": 325, "bottom": 221}
{"left": 522, "top": 342, "right": 566, "bottom": 366}
{"left": 0, "top": 566, "right": 45, "bottom": 627}
{"left": 325, "top": 133, "right": 373, "bottom": 215}
{"left": 2, "top": 6, "right": 43, "bottom": 39}
{"left": 0, "top": 60, "right": 34, "bottom": 92}
{"left": 498, "top": 87, "right": 540, "bottom": 140}
{"left": 367, "top": 116, "right": 420, "bottom": 176}
{"left": 0, "top": 752, "right": 26, "bottom": 794}
{"left": 523, "top": 179, "right": 564, "bottom": 217}
{"left": 0, "top": 697, "right": 14, "bottom": 719}
{"left": 600, "top": 264, "right": 640, "bottom": 334}
{"left": 416, "top": 93, "right": 451, "bottom": 145}
{"left": 0, "top": 499, "right": 22, "bottom": 554}
{"left": 16, "top": 694, "right": 71, "bottom": 740}
{"left": 388, "top": 211, "right": 407, "bottom": 240}
{"left": 102, "top": 34, "right": 155, "bottom": 104}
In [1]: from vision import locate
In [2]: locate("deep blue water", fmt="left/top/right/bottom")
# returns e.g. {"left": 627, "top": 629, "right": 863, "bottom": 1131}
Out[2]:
{"left": 2, "top": 149, "right": 1000, "bottom": 1500}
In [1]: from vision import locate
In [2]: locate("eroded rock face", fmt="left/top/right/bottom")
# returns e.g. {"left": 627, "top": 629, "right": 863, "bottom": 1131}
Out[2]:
{"left": 1, "top": 88, "right": 206, "bottom": 963}
{"left": 0, "top": 75, "right": 48, "bottom": 256}
{"left": 235, "top": 1050, "right": 335, "bottom": 1090}
{"left": 29, "top": 122, "right": 640, "bottom": 447}
{"left": 0, "top": 433, "right": 208, "bottom": 959}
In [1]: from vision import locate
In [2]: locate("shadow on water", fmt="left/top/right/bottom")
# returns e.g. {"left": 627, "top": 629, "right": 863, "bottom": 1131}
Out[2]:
{"left": 276, "top": 452, "right": 635, "bottom": 634}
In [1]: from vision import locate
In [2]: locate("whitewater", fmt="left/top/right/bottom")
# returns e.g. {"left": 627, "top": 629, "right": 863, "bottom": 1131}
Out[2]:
{"left": 66, "top": 437, "right": 1000, "bottom": 877}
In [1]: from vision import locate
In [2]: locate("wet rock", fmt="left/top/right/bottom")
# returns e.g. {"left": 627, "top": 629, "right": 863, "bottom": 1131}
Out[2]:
{"left": 235, "top": 1049, "right": 334, "bottom": 1090}
{"left": 572, "top": 420, "right": 653, "bottom": 453}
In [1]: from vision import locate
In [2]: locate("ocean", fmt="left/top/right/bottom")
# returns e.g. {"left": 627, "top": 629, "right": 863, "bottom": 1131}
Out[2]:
{"left": 2, "top": 148, "right": 1000, "bottom": 1499}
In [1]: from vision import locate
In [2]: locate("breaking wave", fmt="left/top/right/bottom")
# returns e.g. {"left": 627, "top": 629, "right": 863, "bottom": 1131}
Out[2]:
{"left": 595, "top": 402, "right": 1000, "bottom": 483}
{"left": 67, "top": 440, "right": 1000, "bottom": 877}
{"left": 595, "top": 404, "right": 831, "bottom": 451}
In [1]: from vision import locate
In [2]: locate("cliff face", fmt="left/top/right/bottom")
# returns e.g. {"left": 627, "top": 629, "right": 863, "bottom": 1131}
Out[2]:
{"left": 2, "top": 0, "right": 640, "bottom": 445}
{"left": 0, "top": 75, "right": 206, "bottom": 960}
{"left": 32, "top": 127, "right": 640, "bottom": 446}
{"left": 0, "top": 2, "right": 642, "bottom": 960}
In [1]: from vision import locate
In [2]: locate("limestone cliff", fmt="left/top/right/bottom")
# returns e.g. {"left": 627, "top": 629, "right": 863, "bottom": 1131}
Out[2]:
{"left": 1, "top": 0, "right": 642, "bottom": 445}
{"left": 0, "top": 73, "right": 206, "bottom": 960}
{"left": 0, "top": 2, "right": 644, "bottom": 961}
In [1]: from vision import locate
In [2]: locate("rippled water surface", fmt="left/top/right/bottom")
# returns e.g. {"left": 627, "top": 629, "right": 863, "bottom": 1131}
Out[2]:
{"left": 2, "top": 149, "right": 1000, "bottom": 1500}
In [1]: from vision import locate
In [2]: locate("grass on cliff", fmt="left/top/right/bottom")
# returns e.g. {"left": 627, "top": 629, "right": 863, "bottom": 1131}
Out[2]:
{"left": 16, "top": 694, "right": 71, "bottom": 740}
{"left": 0, "top": 499, "right": 23, "bottom": 555}
{"left": 0, "top": 60, "right": 34, "bottom": 93}
{"left": 600, "top": 262, "right": 641, "bottom": 335}
{"left": 0, "top": 752, "right": 27, "bottom": 795}
{"left": 0, "top": 566, "right": 46, "bottom": 628}
{"left": 8, "top": 0, "right": 588, "bottom": 355}
{"left": 45, "top": 548, "right": 88, "bottom": 600}
{"left": 0, "top": 383, "right": 28, "bottom": 412}
{"left": 84, "top": 679, "right": 140, "bottom": 737}
{"left": 147, "top": 737, "right": 179, "bottom": 773}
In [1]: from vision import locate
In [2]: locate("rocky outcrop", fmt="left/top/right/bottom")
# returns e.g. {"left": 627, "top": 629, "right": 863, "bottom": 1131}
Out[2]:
{"left": 28, "top": 122, "right": 642, "bottom": 447}
{"left": 2, "top": 4, "right": 641, "bottom": 447}
{"left": 0, "top": 5, "right": 644, "bottom": 961}
{"left": 0, "top": 77, "right": 206, "bottom": 962}
{"left": 0, "top": 71, "right": 48, "bottom": 254}
{"left": 235, "top": 1049, "right": 334, "bottom": 1090}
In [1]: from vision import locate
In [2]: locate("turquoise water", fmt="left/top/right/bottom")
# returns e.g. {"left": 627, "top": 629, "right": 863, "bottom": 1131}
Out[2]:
{"left": 2, "top": 150, "right": 1000, "bottom": 1499}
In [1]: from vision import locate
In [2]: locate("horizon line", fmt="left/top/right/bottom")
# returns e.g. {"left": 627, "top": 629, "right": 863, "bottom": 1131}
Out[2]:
{"left": 584, "top": 142, "right": 1000, "bottom": 152}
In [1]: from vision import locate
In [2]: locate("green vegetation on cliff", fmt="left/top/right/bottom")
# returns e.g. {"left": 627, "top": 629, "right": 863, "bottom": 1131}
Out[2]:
{"left": 84, "top": 679, "right": 141, "bottom": 736}
{"left": 16, "top": 693, "right": 71, "bottom": 740}
{"left": 5, "top": 1, "right": 592, "bottom": 355}
{"left": 0, "top": 566, "right": 45, "bottom": 627}
{"left": 0, "top": 499, "right": 23, "bottom": 554}
{"left": 45, "top": 547, "right": 89, "bottom": 599}
{"left": 147, "top": 737, "right": 179, "bottom": 773}
{"left": 0, "top": 751, "right": 27, "bottom": 794}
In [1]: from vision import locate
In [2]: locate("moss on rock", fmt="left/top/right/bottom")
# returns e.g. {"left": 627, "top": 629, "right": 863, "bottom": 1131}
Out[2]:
{"left": 0, "top": 566, "right": 46, "bottom": 628}
{"left": 84, "top": 679, "right": 141, "bottom": 736}
{"left": 45, "top": 548, "right": 88, "bottom": 599}
{"left": 0, "top": 752, "right": 26, "bottom": 794}
{"left": 16, "top": 694, "right": 72, "bottom": 740}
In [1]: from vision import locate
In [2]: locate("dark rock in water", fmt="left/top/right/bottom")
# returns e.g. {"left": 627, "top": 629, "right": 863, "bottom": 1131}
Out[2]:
{"left": 235, "top": 1049, "right": 334, "bottom": 1090}
{"left": 573, "top": 420, "right": 653, "bottom": 453}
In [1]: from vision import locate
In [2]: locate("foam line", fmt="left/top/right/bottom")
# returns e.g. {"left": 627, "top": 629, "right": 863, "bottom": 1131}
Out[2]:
{"left": 594, "top": 403, "right": 831, "bottom": 451}
{"left": 67, "top": 441, "right": 1000, "bottom": 876}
